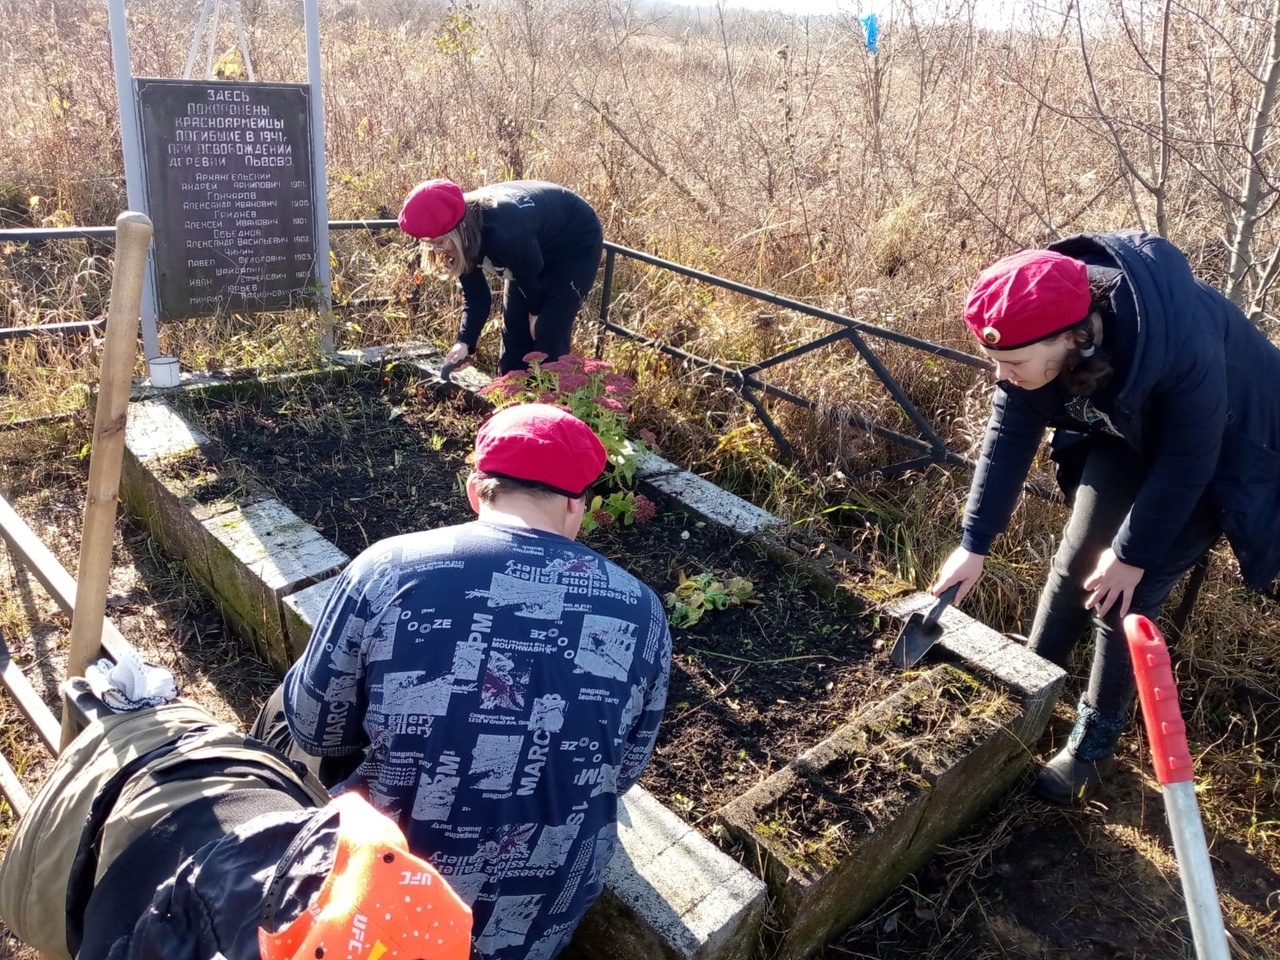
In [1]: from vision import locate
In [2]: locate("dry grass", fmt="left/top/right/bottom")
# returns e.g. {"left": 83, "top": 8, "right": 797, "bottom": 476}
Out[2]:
{"left": 1, "top": 0, "right": 1279, "bottom": 956}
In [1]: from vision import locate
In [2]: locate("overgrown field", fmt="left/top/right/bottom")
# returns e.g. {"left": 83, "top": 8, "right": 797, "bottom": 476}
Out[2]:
{"left": 1, "top": 0, "right": 1278, "bottom": 957}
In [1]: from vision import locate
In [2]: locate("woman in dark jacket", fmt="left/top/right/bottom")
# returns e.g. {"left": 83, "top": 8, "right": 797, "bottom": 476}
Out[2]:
{"left": 931, "top": 230, "right": 1280, "bottom": 804}
{"left": 398, "top": 178, "right": 604, "bottom": 374}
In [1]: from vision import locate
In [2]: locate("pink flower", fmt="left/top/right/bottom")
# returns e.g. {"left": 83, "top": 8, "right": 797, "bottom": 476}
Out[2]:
{"left": 539, "top": 360, "right": 575, "bottom": 376}
{"left": 632, "top": 494, "right": 657, "bottom": 523}
{"left": 604, "top": 373, "right": 635, "bottom": 394}
{"left": 592, "top": 396, "right": 628, "bottom": 413}
{"left": 592, "top": 509, "right": 615, "bottom": 526}
{"left": 537, "top": 391, "right": 557, "bottom": 403}
{"left": 556, "top": 373, "right": 591, "bottom": 393}
{"left": 561, "top": 353, "right": 588, "bottom": 367}
{"left": 583, "top": 359, "right": 613, "bottom": 374}
{"left": 502, "top": 381, "right": 527, "bottom": 398}
{"left": 639, "top": 428, "right": 659, "bottom": 450}
{"left": 522, "top": 350, "right": 549, "bottom": 364}
{"left": 480, "top": 372, "right": 519, "bottom": 396}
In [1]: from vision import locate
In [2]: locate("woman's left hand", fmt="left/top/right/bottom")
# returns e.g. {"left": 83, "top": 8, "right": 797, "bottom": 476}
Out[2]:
{"left": 529, "top": 314, "right": 539, "bottom": 337}
{"left": 1083, "top": 548, "right": 1145, "bottom": 617}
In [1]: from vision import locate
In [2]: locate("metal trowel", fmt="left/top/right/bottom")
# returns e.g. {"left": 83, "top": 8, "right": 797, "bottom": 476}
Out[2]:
{"left": 439, "top": 358, "right": 465, "bottom": 383}
{"left": 890, "top": 583, "right": 960, "bottom": 669}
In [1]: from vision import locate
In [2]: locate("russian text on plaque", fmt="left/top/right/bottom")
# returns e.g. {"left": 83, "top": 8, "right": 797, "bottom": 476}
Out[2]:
{"left": 136, "top": 78, "right": 318, "bottom": 320}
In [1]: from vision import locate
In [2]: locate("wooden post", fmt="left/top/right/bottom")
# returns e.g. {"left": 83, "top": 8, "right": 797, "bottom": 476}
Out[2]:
{"left": 61, "top": 211, "right": 153, "bottom": 748}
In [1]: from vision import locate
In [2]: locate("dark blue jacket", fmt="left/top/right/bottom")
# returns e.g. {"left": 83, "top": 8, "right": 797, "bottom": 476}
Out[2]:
{"left": 961, "top": 230, "right": 1280, "bottom": 591}
{"left": 456, "top": 181, "right": 603, "bottom": 349}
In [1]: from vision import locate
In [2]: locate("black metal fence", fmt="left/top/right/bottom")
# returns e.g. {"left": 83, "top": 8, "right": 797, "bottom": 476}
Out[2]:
{"left": 1, "top": 220, "right": 992, "bottom": 480}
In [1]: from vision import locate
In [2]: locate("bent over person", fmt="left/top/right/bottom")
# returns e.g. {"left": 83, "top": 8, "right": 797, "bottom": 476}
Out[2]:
{"left": 930, "top": 231, "right": 1280, "bottom": 805}
{"left": 398, "top": 178, "right": 605, "bottom": 374}
{"left": 257, "top": 403, "right": 672, "bottom": 960}
{"left": 0, "top": 680, "right": 473, "bottom": 960}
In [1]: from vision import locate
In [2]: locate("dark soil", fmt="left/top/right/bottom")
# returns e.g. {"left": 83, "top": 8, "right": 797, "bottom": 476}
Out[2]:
{"left": 170, "top": 370, "right": 901, "bottom": 822}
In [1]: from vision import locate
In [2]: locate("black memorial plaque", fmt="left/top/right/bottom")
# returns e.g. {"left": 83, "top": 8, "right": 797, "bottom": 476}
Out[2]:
{"left": 136, "top": 78, "right": 318, "bottom": 319}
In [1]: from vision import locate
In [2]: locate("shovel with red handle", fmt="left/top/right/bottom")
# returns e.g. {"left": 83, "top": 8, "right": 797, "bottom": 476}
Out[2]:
{"left": 1124, "top": 614, "right": 1231, "bottom": 960}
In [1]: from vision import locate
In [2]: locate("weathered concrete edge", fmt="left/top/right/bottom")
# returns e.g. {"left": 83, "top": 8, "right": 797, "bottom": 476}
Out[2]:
{"left": 715, "top": 664, "right": 1038, "bottom": 960}
{"left": 121, "top": 398, "right": 348, "bottom": 674}
{"left": 884, "top": 592, "right": 1066, "bottom": 745}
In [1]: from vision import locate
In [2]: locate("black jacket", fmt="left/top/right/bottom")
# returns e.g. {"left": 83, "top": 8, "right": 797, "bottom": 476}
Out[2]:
{"left": 66, "top": 739, "right": 335, "bottom": 960}
{"left": 456, "top": 180, "right": 603, "bottom": 349}
{"left": 962, "top": 230, "right": 1280, "bottom": 590}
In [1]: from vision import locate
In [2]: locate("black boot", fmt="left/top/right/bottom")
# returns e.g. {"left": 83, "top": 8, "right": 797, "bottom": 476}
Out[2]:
{"left": 1034, "top": 697, "right": 1126, "bottom": 805}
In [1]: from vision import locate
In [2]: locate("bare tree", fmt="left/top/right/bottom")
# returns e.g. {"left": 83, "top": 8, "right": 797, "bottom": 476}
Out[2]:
{"left": 1059, "top": 0, "right": 1280, "bottom": 320}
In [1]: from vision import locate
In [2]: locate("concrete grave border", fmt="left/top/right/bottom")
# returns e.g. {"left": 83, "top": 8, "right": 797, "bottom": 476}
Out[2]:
{"left": 118, "top": 354, "right": 1064, "bottom": 960}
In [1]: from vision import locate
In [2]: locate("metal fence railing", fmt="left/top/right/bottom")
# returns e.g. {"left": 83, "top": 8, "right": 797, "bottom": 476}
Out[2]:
{"left": 1, "top": 220, "right": 992, "bottom": 480}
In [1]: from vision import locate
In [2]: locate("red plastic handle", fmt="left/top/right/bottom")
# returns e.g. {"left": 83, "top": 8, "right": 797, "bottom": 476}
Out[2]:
{"left": 1124, "top": 614, "right": 1194, "bottom": 785}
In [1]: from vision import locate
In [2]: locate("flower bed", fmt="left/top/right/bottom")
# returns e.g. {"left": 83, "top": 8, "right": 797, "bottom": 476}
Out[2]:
{"left": 121, "top": 359, "right": 1060, "bottom": 960}
{"left": 166, "top": 368, "right": 898, "bottom": 823}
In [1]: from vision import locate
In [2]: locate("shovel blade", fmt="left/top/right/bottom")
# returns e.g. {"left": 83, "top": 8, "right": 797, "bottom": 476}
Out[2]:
{"left": 890, "top": 613, "right": 944, "bottom": 669}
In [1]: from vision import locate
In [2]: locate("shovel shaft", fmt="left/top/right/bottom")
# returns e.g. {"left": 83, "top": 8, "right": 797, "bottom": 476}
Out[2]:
{"left": 1164, "top": 782, "right": 1230, "bottom": 960}
{"left": 923, "top": 581, "right": 961, "bottom": 630}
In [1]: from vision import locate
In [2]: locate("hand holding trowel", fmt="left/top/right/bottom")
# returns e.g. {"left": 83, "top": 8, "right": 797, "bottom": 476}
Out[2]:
{"left": 439, "top": 342, "right": 472, "bottom": 383}
{"left": 891, "top": 583, "right": 960, "bottom": 668}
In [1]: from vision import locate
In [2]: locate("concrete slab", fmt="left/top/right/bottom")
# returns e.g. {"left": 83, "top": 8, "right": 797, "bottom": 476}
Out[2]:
{"left": 885, "top": 592, "right": 1065, "bottom": 743}
{"left": 201, "top": 501, "right": 347, "bottom": 673}
{"left": 124, "top": 399, "right": 209, "bottom": 462}
{"left": 282, "top": 576, "right": 341, "bottom": 663}
{"left": 403, "top": 355, "right": 494, "bottom": 392}
{"left": 574, "top": 786, "right": 767, "bottom": 960}
{"left": 644, "top": 470, "right": 780, "bottom": 536}
{"left": 333, "top": 342, "right": 439, "bottom": 367}
{"left": 717, "top": 731, "right": 929, "bottom": 960}
{"left": 634, "top": 450, "right": 684, "bottom": 480}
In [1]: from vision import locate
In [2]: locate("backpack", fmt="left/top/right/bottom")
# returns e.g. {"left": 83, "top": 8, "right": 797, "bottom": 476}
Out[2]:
{"left": 0, "top": 698, "right": 329, "bottom": 960}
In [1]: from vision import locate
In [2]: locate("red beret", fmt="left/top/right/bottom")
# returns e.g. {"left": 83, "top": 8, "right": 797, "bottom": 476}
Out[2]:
{"left": 398, "top": 179, "right": 466, "bottom": 240}
{"left": 964, "top": 249, "right": 1090, "bottom": 349}
{"left": 473, "top": 404, "right": 607, "bottom": 498}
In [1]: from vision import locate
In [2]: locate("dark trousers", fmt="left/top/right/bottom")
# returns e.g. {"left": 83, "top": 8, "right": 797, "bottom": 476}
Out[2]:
{"left": 251, "top": 683, "right": 364, "bottom": 789}
{"left": 497, "top": 240, "right": 604, "bottom": 373}
{"left": 1028, "top": 435, "right": 1220, "bottom": 718}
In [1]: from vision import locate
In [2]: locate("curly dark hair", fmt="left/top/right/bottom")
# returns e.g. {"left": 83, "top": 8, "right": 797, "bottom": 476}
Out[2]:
{"left": 1059, "top": 273, "right": 1119, "bottom": 396}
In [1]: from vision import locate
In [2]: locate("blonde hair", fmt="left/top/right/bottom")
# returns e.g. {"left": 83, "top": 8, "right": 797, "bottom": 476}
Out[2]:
{"left": 423, "top": 197, "right": 489, "bottom": 280}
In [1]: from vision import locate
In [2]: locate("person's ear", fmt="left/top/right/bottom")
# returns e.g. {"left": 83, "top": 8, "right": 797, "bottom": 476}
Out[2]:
{"left": 465, "top": 473, "right": 481, "bottom": 513}
{"left": 564, "top": 494, "right": 587, "bottom": 539}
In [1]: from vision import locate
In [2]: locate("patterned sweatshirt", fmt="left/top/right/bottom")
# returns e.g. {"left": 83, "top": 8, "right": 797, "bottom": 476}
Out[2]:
{"left": 283, "top": 521, "right": 671, "bottom": 960}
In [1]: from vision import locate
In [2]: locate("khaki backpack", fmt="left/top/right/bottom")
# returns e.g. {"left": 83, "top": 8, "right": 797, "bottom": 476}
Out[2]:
{"left": 0, "top": 699, "right": 328, "bottom": 960}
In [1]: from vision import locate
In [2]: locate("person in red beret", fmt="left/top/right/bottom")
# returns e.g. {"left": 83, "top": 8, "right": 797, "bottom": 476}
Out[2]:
{"left": 930, "top": 231, "right": 1280, "bottom": 804}
{"left": 399, "top": 179, "right": 604, "bottom": 374}
{"left": 254, "top": 404, "right": 671, "bottom": 960}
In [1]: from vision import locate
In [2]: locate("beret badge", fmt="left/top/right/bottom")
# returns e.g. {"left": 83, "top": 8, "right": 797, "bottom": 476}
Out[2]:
{"left": 981, "top": 326, "right": 1001, "bottom": 345}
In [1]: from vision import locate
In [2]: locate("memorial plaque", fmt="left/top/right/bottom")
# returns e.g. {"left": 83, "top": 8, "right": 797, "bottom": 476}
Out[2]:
{"left": 136, "top": 78, "right": 318, "bottom": 319}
